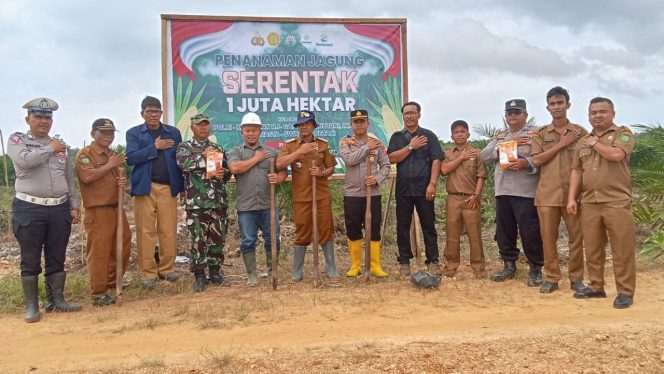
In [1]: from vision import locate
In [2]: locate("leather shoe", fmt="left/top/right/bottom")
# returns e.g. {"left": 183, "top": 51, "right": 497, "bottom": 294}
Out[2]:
{"left": 539, "top": 281, "right": 559, "bottom": 294}
{"left": 92, "top": 295, "right": 116, "bottom": 307}
{"left": 573, "top": 287, "right": 607, "bottom": 299}
{"left": 141, "top": 279, "right": 157, "bottom": 289}
{"left": 162, "top": 272, "right": 179, "bottom": 282}
{"left": 613, "top": 293, "right": 633, "bottom": 309}
{"left": 400, "top": 264, "right": 411, "bottom": 277}
{"left": 527, "top": 267, "right": 543, "bottom": 287}
{"left": 569, "top": 280, "right": 587, "bottom": 293}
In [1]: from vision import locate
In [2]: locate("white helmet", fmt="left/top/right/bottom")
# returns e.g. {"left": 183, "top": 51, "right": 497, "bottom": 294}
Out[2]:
{"left": 240, "top": 112, "right": 262, "bottom": 127}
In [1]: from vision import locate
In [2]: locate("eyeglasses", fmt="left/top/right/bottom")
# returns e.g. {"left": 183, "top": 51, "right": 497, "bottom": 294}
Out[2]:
{"left": 402, "top": 111, "right": 419, "bottom": 117}
{"left": 144, "top": 110, "right": 163, "bottom": 116}
{"left": 505, "top": 110, "right": 523, "bottom": 116}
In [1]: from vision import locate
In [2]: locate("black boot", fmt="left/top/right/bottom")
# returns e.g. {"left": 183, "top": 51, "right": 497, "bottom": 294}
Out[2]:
{"left": 491, "top": 261, "right": 517, "bottom": 282}
{"left": 21, "top": 276, "right": 41, "bottom": 323}
{"left": 208, "top": 266, "right": 222, "bottom": 284}
{"left": 45, "top": 272, "right": 82, "bottom": 312}
{"left": 527, "top": 265, "right": 543, "bottom": 287}
{"left": 193, "top": 271, "right": 207, "bottom": 293}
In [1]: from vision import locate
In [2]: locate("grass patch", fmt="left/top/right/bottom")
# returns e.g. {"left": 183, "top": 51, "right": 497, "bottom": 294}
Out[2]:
{"left": 135, "top": 353, "right": 166, "bottom": 369}
{"left": 0, "top": 272, "right": 89, "bottom": 313}
{"left": 201, "top": 346, "right": 235, "bottom": 369}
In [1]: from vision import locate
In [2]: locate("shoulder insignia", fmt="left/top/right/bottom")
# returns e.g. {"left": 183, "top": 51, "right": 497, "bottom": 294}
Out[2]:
{"left": 617, "top": 126, "right": 634, "bottom": 135}
{"left": 619, "top": 134, "right": 631, "bottom": 142}
{"left": 80, "top": 156, "right": 91, "bottom": 164}
{"left": 285, "top": 138, "right": 297, "bottom": 143}
{"left": 367, "top": 132, "right": 379, "bottom": 140}
{"left": 9, "top": 133, "right": 23, "bottom": 144}
{"left": 317, "top": 138, "right": 329, "bottom": 143}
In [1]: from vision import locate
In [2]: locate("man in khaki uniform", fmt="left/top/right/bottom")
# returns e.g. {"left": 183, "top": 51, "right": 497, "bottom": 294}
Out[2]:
{"left": 532, "top": 86, "right": 588, "bottom": 294}
{"left": 440, "top": 120, "right": 487, "bottom": 278}
{"left": 567, "top": 97, "right": 636, "bottom": 309}
{"left": 76, "top": 119, "right": 131, "bottom": 306}
{"left": 277, "top": 110, "right": 339, "bottom": 281}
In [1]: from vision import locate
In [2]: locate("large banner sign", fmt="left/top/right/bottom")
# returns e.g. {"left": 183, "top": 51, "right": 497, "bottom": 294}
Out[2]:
{"left": 162, "top": 15, "right": 407, "bottom": 172}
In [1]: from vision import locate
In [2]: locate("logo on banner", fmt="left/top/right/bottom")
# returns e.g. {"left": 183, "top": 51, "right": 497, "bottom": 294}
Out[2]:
{"left": 267, "top": 32, "right": 281, "bottom": 47}
{"left": 316, "top": 32, "right": 332, "bottom": 47}
{"left": 251, "top": 33, "right": 265, "bottom": 46}
{"left": 285, "top": 34, "right": 296, "bottom": 46}
{"left": 302, "top": 34, "right": 312, "bottom": 44}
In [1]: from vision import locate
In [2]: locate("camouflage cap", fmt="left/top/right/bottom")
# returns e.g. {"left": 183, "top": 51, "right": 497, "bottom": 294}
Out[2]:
{"left": 23, "top": 97, "right": 59, "bottom": 117}
{"left": 191, "top": 113, "right": 210, "bottom": 125}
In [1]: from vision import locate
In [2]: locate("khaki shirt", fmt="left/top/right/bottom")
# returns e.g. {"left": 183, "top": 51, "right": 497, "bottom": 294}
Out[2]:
{"left": 531, "top": 122, "right": 588, "bottom": 206}
{"left": 443, "top": 144, "right": 487, "bottom": 194}
{"left": 75, "top": 141, "right": 121, "bottom": 209}
{"left": 280, "top": 136, "right": 337, "bottom": 203}
{"left": 7, "top": 131, "right": 80, "bottom": 209}
{"left": 571, "top": 124, "right": 635, "bottom": 203}
{"left": 339, "top": 134, "right": 390, "bottom": 197}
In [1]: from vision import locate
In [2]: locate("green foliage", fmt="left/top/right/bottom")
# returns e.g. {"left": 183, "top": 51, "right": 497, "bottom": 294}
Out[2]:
{"left": 631, "top": 124, "right": 664, "bottom": 259}
{"left": 0, "top": 155, "right": 15, "bottom": 187}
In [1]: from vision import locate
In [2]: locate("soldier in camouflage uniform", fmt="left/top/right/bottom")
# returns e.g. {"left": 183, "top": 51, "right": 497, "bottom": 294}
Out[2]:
{"left": 176, "top": 113, "right": 231, "bottom": 292}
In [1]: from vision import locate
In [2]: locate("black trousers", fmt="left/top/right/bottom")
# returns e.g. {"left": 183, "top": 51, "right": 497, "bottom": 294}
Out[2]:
{"left": 12, "top": 198, "right": 72, "bottom": 277}
{"left": 495, "top": 195, "right": 543, "bottom": 266}
{"left": 396, "top": 195, "right": 439, "bottom": 265}
{"left": 343, "top": 195, "right": 382, "bottom": 241}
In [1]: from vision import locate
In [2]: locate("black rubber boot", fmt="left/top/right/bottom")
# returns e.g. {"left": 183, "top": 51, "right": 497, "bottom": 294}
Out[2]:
{"left": 21, "top": 276, "right": 41, "bottom": 323}
{"left": 490, "top": 261, "right": 517, "bottom": 282}
{"left": 45, "top": 272, "right": 82, "bottom": 312}
{"left": 193, "top": 268, "right": 207, "bottom": 292}
{"left": 208, "top": 266, "right": 221, "bottom": 284}
{"left": 527, "top": 265, "right": 543, "bottom": 287}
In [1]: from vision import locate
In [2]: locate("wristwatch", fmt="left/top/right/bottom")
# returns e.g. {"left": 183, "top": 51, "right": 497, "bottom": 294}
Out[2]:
{"left": 588, "top": 137, "right": 598, "bottom": 147}
{"left": 407, "top": 144, "right": 413, "bottom": 151}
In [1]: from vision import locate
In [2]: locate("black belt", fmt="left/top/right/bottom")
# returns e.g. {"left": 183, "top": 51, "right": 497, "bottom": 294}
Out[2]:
{"left": 90, "top": 204, "right": 119, "bottom": 208}
{"left": 448, "top": 192, "right": 475, "bottom": 196}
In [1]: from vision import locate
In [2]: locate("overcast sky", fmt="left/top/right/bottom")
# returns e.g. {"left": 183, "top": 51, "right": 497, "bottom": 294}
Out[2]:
{"left": 1, "top": 0, "right": 663, "bottom": 149}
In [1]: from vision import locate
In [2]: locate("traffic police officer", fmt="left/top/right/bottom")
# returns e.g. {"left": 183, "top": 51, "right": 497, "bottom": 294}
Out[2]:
{"left": 480, "top": 99, "right": 544, "bottom": 286}
{"left": 8, "top": 97, "right": 82, "bottom": 323}
{"left": 176, "top": 113, "right": 231, "bottom": 292}
{"left": 339, "top": 109, "right": 390, "bottom": 278}
{"left": 277, "top": 110, "right": 339, "bottom": 282}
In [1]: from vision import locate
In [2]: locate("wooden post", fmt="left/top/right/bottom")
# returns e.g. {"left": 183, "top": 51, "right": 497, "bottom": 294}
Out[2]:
{"left": 269, "top": 158, "right": 278, "bottom": 290}
{"left": 311, "top": 151, "right": 320, "bottom": 288}
{"left": 364, "top": 153, "right": 374, "bottom": 282}
{"left": 116, "top": 167, "right": 125, "bottom": 306}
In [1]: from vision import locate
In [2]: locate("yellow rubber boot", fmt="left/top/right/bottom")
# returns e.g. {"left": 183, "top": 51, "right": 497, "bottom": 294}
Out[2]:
{"left": 345, "top": 240, "right": 362, "bottom": 277}
{"left": 370, "top": 241, "right": 388, "bottom": 277}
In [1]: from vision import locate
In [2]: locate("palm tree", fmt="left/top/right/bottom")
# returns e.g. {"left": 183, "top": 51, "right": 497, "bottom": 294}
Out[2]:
{"left": 631, "top": 124, "right": 664, "bottom": 259}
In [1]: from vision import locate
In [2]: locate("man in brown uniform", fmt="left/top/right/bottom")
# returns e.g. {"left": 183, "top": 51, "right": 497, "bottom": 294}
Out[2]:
{"left": 76, "top": 119, "right": 131, "bottom": 306}
{"left": 567, "top": 97, "right": 636, "bottom": 309}
{"left": 532, "top": 86, "right": 588, "bottom": 294}
{"left": 277, "top": 110, "right": 339, "bottom": 281}
{"left": 440, "top": 120, "right": 487, "bottom": 277}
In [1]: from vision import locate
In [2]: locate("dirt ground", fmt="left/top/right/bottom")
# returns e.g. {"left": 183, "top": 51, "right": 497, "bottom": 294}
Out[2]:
{"left": 2, "top": 259, "right": 664, "bottom": 374}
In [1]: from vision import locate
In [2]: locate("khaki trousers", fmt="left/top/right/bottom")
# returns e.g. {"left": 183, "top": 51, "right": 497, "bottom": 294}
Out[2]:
{"left": 444, "top": 194, "right": 485, "bottom": 273}
{"left": 84, "top": 206, "right": 131, "bottom": 296}
{"left": 293, "top": 198, "right": 334, "bottom": 246}
{"left": 581, "top": 200, "right": 636, "bottom": 296}
{"left": 134, "top": 183, "right": 178, "bottom": 280}
{"left": 537, "top": 206, "right": 584, "bottom": 283}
